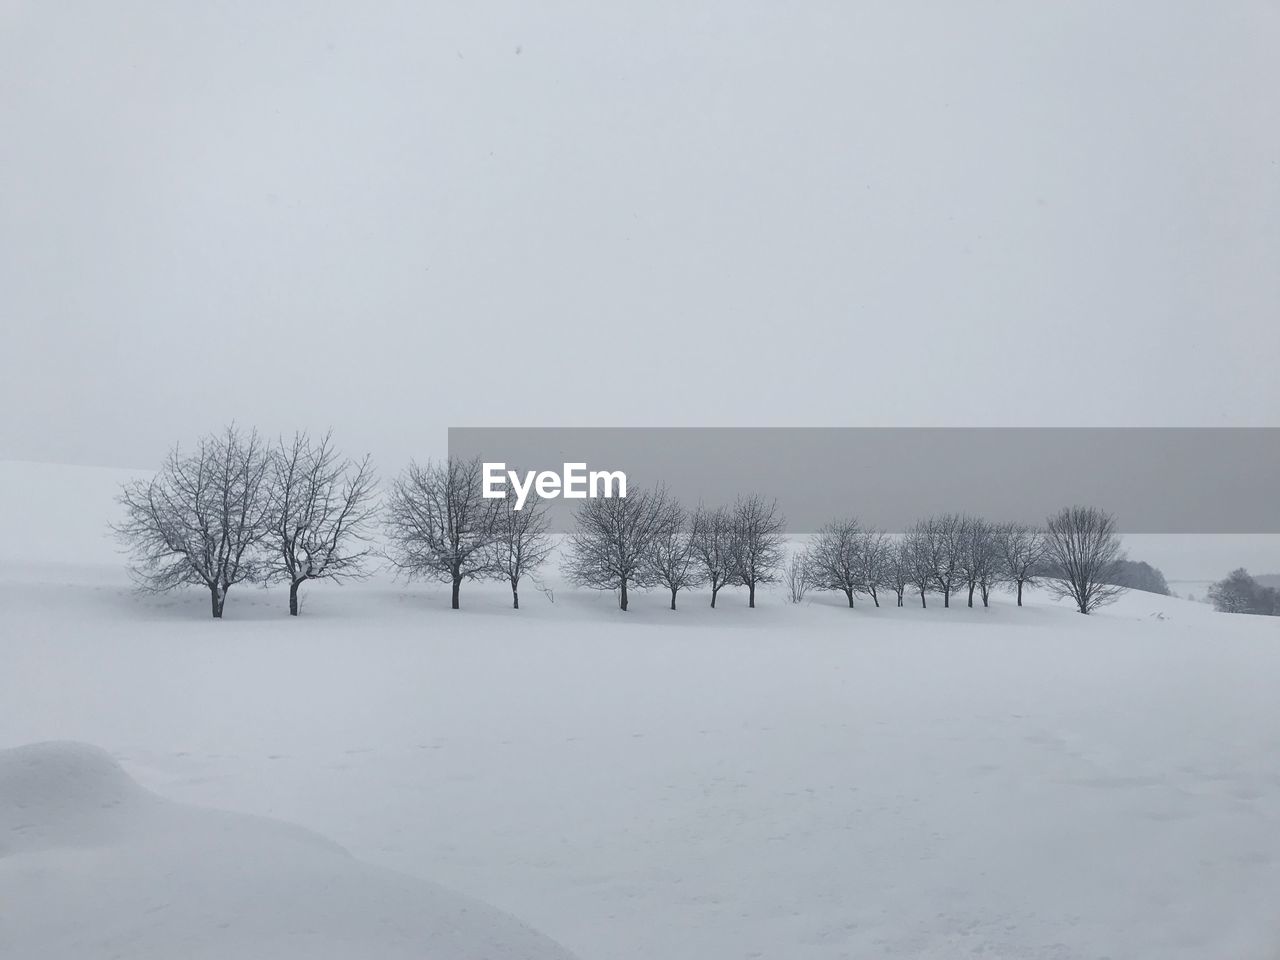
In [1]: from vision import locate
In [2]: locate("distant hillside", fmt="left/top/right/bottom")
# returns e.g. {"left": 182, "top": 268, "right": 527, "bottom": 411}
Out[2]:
{"left": 1108, "top": 559, "right": 1171, "bottom": 596}
{"left": 1254, "top": 573, "right": 1280, "bottom": 590}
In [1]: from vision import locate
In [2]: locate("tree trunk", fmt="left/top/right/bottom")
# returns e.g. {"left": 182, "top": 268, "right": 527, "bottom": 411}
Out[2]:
{"left": 210, "top": 586, "right": 223, "bottom": 619}
{"left": 919, "top": 589, "right": 927, "bottom": 608}
{"left": 289, "top": 579, "right": 302, "bottom": 616}
{"left": 896, "top": 590, "right": 904, "bottom": 607}
{"left": 943, "top": 587, "right": 950, "bottom": 608}
{"left": 870, "top": 586, "right": 880, "bottom": 608}
{"left": 451, "top": 576, "right": 461, "bottom": 610}
{"left": 620, "top": 579, "right": 629, "bottom": 611}
{"left": 670, "top": 587, "right": 678, "bottom": 611}
{"left": 748, "top": 581, "right": 756, "bottom": 608}
{"left": 512, "top": 583, "right": 519, "bottom": 609}
{"left": 710, "top": 582, "right": 719, "bottom": 609}
{"left": 967, "top": 583, "right": 975, "bottom": 607}
{"left": 980, "top": 586, "right": 990, "bottom": 607}
{"left": 1017, "top": 580, "right": 1024, "bottom": 606}
{"left": 845, "top": 587, "right": 854, "bottom": 608}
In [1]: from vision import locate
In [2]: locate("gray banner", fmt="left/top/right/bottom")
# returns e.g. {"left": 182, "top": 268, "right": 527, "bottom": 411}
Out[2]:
{"left": 448, "top": 427, "right": 1280, "bottom": 534}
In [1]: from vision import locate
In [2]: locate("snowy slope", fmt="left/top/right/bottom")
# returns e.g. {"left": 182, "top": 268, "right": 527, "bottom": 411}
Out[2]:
{"left": 2, "top": 460, "right": 1279, "bottom": 960}
{"left": 0, "top": 742, "right": 579, "bottom": 960}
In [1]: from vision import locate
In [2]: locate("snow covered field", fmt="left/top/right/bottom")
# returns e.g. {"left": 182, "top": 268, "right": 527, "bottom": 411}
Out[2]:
{"left": 2, "top": 462, "right": 1279, "bottom": 959}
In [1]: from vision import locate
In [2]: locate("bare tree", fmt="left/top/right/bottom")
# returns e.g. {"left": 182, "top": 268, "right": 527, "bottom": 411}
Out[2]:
{"left": 976, "top": 548, "right": 1003, "bottom": 607}
{"left": 1044, "top": 506, "right": 1127, "bottom": 614}
{"left": 384, "top": 457, "right": 499, "bottom": 610}
{"left": 690, "top": 506, "right": 736, "bottom": 609}
{"left": 115, "top": 425, "right": 272, "bottom": 619}
{"left": 905, "top": 523, "right": 935, "bottom": 608}
{"left": 784, "top": 549, "right": 811, "bottom": 603}
{"left": 646, "top": 501, "right": 704, "bottom": 610}
{"left": 919, "top": 513, "right": 966, "bottom": 608}
{"left": 563, "top": 485, "right": 676, "bottom": 611}
{"left": 806, "top": 518, "right": 863, "bottom": 607}
{"left": 489, "top": 490, "right": 553, "bottom": 610}
{"left": 856, "top": 528, "right": 893, "bottom": 608}
{"left": 958, "top": 516, "right": 1000, "bottom": 608}
{"left": 997, "top": 522, "right": 1047, "bottom": 606}
{"left": 267, "top": 431, "right": 377, "bottom": 616}
{"left": 729, "top": 495, "right": 787, "bottom": 608}
{"left": 883, "top": 537, "right": 912, "bottom": 607}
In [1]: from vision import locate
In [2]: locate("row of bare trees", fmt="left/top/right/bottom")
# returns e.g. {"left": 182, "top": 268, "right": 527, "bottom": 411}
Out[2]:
{"left": 796, "top": 509, "right": 1125, "bottom": 614}
{"left": 117, "top": 430, "right": 1124, "bottom": 618}
{"left": 115, "top": 433, "right": 790, "bottom": 617}
{"left": 351, "top": 462, "right": 790, "bottom": 613}
{"left": 116, "top": 434, "right": 563, "bottom": 617}
{"left": 561, "top": 490, "right": 786, "bottom": 611}
{"left": 118, "top": 439, "right": 560, "bottom": 618}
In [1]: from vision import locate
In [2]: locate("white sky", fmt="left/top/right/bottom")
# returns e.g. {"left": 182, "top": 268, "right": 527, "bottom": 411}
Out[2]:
{"left": 2, "top": 1, "right": 1277, "bottom": 471}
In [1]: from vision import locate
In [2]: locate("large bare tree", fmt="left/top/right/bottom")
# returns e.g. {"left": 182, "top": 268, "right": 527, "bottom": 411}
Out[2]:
{"left": 646, "top": 501, "right": 705, "bottom": 610}
{"left": 729, "top": 494, "right": 786, "bottom": 608}
{"left": 690, "top": 506, "right": 736, "bottom": 609}
{"left": 806, "top": 518, "right": 863, "bottom": 607}
{"left": 115, "top": 425, "right": 272, "bottom": 619}
{"left": 1044, "top": 506, "right": 1127, "bottom": 614}
{"left": 384, "top": 457, "right": 500, "bottom": 610}
{"left": 268, "top": 431, "right": 377, "bottom": 616}
{"left": 489, "top": 490, "right": 553, "bottom": 610}
{"left": 562, "top": 484, "right": 676, "bottom": 611}
{"left": 996, "top": 521, "right": 1048, "bottom": 606}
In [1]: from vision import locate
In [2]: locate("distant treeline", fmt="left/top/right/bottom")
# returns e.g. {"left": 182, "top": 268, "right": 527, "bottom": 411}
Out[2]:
{"left": 1031, "top": 558, "right": 1169, "bottom": 597}
{"left": 1106, "top": 560, "right": 1171, "bottom": 596}
{"left": 117, "top": 426, "right": 1135, "bottom": 620}
{"left": 1207, "top": 569, "right": 1280, "bottom": 616}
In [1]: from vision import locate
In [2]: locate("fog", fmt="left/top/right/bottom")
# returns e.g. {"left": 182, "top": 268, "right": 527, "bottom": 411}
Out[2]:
{"left": 2, "top": 1, "right": 1277, "bottom": 472}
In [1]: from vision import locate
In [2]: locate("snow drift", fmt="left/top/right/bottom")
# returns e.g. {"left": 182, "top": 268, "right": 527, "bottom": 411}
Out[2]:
{"left": 0, "top": 741, "right": 580, "bottom": 960}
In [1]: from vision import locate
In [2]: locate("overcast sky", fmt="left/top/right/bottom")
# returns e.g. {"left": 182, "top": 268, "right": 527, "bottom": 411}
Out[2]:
{"left": 1, "top": 1, "right": 1276, "bottom": 471}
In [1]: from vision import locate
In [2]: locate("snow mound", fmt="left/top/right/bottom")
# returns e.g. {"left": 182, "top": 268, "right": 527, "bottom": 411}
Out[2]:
{"left": 0, "top": 741, "right": 144, "bottom": 815}
{"left": 0, "top": 742, "right": 581, "bottom": 960}
{"left": 0, "top": 741, "right": 149, "bottom": 855}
